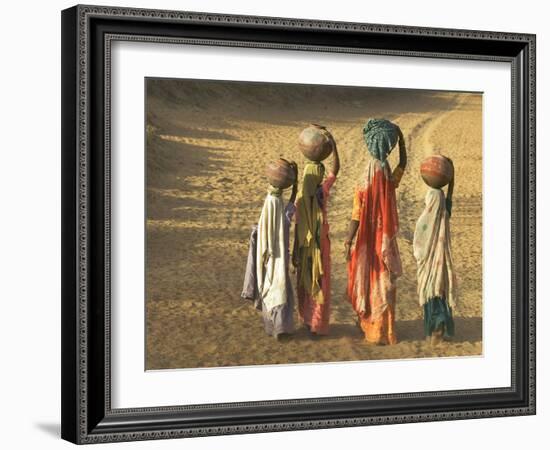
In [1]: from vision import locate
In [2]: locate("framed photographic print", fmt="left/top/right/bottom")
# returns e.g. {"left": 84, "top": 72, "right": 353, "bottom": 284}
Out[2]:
{"left": 61, "top": 4, "right": 536, "bottom": 444}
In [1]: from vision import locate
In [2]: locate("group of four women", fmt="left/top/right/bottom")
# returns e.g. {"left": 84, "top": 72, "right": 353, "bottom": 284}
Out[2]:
{"left": 242, "top": 118, "right": 457, "bottom": 346}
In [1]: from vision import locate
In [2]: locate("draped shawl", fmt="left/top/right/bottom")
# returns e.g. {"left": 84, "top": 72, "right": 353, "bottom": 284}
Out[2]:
{"left": 413, "top": 188, "right": 458, "bottom": 308}
{"left": 256, "top": 189, "right": 288, "bottom": 311}
{"left": 347, "top": 159, "right": 402, "bottom": 319}
{"left": 296, "top": 162, "right": 325, "bottom": 304}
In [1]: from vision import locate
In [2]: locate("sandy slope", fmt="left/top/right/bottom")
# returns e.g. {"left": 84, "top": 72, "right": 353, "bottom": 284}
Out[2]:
{"left": 145, "top": 79, "right": 482, "bottom": 370}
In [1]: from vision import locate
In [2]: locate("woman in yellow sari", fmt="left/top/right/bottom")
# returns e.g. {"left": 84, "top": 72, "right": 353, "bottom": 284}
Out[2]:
{"left": 293, "top": 146, "right": 339, "bottom": 337}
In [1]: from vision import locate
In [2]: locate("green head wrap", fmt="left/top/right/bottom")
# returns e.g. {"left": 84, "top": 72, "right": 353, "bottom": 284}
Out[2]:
{"left": 363, "top": 118, "right": 399, "bottom": 165}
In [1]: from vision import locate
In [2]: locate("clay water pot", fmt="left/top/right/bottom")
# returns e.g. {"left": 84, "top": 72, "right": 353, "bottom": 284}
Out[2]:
{"left": 420, "top": 155, "right": 454, "bottom": 189}
{"left": 298, "top": 124, "right": 335, "bottom": 162}
{"left": 266, "top": 158, "right": 297, "bottom": 189}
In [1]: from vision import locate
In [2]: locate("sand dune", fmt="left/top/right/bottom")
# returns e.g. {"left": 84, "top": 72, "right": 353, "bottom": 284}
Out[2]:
{"left": 145, "top": 79, "right": 482, "bottom": 370}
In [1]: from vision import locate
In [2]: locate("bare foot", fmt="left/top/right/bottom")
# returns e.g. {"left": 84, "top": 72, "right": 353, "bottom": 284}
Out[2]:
{"left": 431, "top": 329, "right": 444, "bottom": 346}
{"left": 364, "top": 338, "right": 386, "bottom": 346}
{"left": 276, "top": 333, "right": 292, "bottom": 342}
{"left": 309, "top": 331, "right": 321, "bottom": 341}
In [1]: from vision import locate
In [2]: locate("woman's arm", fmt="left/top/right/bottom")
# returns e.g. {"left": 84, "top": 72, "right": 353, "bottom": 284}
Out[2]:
{"left": 344, "top": 220, "right": 359, "bottom": 261}
{"left": 288, "top": 161, "right": 298, "bottom": 204}
{"left": 445, "top": 157, "right": 454, "bottom": 217}
{"left": 330, "top": 143, "right": 340, "bottom": 177}
{"left": 345, "top": 188, "right": 362, "bottom": 260}
{"left": 446, "top": 158, "right": 454, "bottom": 202}
{"left": 397, "top": 127, "right": 407, "bottom": 170}
{"left": 391, "top": 128, "right": 407, "bottom": 188}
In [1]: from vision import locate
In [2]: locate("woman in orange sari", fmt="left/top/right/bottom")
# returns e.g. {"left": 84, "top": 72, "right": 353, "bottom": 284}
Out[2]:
{"left": 345, "top": 119, "right": 407, "bottom": 345}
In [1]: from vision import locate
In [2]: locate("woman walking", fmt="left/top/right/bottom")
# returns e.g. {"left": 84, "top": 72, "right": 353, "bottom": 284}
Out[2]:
{"left": 257, "top": 161, "right": 298, "bottom": 340}
{"left": 243, "top": 160, "right": 298, "bottom": 340}
{"left": 293, "top": 146, "right": 339, "bottom": 337}
{"left": 413, "top": 158, "right": 457, "bottom": 345}
{"left": 345, "top": 119, "right": 406, "bottom": 345}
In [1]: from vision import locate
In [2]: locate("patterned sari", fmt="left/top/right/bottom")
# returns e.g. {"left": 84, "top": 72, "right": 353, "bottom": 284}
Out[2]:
{"left": 413, "top": 188, "right": 457, "bottom": 337}
{"left": 296, "top": 162, "right": 336, "bottom": 335}
{"left": 348, "top": 159, "right": 403, "bottom": 344}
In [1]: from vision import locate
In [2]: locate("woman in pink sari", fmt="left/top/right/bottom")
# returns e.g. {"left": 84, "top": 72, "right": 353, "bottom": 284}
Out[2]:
{"left": 293, "top": 146, "right": 340, "bottom": 337}
{"left": 345, "top": 119, "right": 406, "bottom": 345}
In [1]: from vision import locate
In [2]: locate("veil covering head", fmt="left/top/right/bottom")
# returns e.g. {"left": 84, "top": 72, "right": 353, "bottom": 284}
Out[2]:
{"left": 296, "top": 161, "right": 325, "bottom": 304}
{"left": 363, "top": 119, "right": 399, "bottom": 165}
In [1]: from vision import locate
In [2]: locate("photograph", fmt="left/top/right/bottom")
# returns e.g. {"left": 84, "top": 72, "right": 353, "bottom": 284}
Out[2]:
{"left": 145, "top": 78, "right": 483, "bottom": 370}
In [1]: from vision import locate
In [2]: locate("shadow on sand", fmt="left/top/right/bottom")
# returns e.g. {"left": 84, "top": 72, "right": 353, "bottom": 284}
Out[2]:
{"left": 289, "top": 317, "right": 481, "bottom": 345}
{"left": 396, "top": 316, "right": 482, "bottom": 344}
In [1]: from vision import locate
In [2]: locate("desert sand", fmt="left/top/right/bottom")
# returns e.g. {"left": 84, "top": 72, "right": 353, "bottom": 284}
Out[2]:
{"left": 145, "top": 79, "right": 482, "bottom": 370}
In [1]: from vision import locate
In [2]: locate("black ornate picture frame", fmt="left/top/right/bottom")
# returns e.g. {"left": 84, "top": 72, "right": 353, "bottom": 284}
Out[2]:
{"left": 61, "top": 4, "right": 536, "bottom": 444}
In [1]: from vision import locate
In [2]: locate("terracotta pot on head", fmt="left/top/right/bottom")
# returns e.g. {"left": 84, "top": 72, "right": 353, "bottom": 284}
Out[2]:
{"left": 266, "top": 158, "right": 297, "bottom": 189}
{"left": 420, "top": 155, "right": 454, "bottom": 189}
{"left": 298, "top": 124, "right": 335, "bottom": 162}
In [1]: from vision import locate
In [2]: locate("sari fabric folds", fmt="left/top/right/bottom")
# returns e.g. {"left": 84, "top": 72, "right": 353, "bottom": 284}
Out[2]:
{"left": 296, "top": 162, "right": 326, "bottom": 305}
{"left": 241, "top": 189, "right": 295, "bottom": 337}
{"left": 253, "top": 189, "right": 296, "bottom": 337}
{"left": 413, "top": 188, "right": 458, "bottom": 336}
{"left": 296, "top": 164, "right": 336, "bottom": 335}
{"left": 348, "top": 159, "right": 403, "bottom": 344}
{"left": 257, "top": 189, "right": 288, "bottom": 312}
{"left": 413, "top": 188, "right": 457, "bottom": 309}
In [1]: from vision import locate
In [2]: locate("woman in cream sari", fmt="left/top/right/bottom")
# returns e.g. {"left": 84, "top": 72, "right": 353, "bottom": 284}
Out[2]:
{"left": 413, "top": 158, "right": 457, "bottom": 345}
{"left": 242, "top": 162, "right": 298, "bottom": 340}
